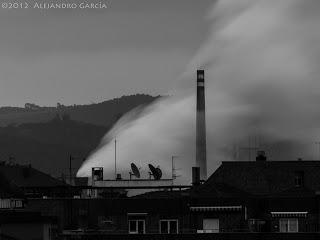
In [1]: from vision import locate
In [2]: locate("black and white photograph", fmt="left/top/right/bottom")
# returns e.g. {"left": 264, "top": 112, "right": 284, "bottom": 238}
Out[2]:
{"left": 0, "top": 0, "right": 319, "bottom": 239}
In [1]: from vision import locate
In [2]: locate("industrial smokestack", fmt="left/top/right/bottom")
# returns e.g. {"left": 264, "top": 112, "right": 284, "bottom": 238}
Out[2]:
{"left": 192, "top": 167, "right": 200, "bottom": 186}
{"left": 196, "top": 69, "right": 207, "bottom": 181}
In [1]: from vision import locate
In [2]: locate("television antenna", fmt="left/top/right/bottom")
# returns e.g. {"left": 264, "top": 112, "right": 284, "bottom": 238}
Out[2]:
{"left": 171, "top": 156, "right": 181, "bottom": 180}
{"left": 315, "top": 142, "right": 320, "bottom": 160}
{"left": 114, "top": 138, "right": 117, "bottom": 179}
{"left": 239, "top": 136, "right": 259, "bottom": 161}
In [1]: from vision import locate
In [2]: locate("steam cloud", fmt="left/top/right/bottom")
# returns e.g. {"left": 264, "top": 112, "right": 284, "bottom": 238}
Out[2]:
{"left": 77, "top": 0, "right": 320, "bottom": 184}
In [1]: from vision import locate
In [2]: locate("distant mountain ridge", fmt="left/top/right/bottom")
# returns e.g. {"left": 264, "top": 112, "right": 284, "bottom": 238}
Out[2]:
{"left": 0, "top": 94, "right": 159, "bottom": 177}
{"left": 0, "top": 94, "right": 159, "bottom": 127}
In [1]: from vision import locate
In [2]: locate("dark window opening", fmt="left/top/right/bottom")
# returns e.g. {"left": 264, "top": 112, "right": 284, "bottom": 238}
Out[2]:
{"left": 159, "top": 220, "right": 178, "bottom": 234}
{"left": 129, "top": 220, "right": 145, "bottom": 234}
{"left": 294, "top": 171, "right": 304, "bottom": 187}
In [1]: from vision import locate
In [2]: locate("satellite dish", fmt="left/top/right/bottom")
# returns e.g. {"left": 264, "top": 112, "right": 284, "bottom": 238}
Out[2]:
{"left": 155, "top": 167, "right": 162, "bottom": 179}
{"left": 130, "top": 163, "right": 140, "bottom": 179}
{"left": 148, "top": 164, "right": 162, "bottom": 180}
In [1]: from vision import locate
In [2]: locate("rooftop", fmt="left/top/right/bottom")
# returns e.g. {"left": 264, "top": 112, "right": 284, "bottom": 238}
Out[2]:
{"left": 0, "top": 163, "right": 68, "bottom": 188}
{"left": 206, "top": 160, "right": 320, "bottom": 195}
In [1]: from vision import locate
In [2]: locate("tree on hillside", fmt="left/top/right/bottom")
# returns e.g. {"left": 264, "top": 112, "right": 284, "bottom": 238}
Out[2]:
{"left": 25, "top": 103, "right": 40, "bottom": 110}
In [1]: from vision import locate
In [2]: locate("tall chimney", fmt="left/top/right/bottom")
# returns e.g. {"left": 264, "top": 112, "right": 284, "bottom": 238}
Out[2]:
{"left": 196, "top": 69, "right": 207, "bottom": 181}
{"left": 192, "top": 167, "right": 200, "bottom": 186}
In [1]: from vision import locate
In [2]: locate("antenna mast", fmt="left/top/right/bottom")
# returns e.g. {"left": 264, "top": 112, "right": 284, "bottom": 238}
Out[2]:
{"left": 114, "top": 138, "right": 117, "bottom": 179}
{"left": 69, "top": 155, "right": 72, "bottom": 184}
{"left": 171, "top": 156, "right": 181, "bottom": 180}
{"left": 171, "top": 156, "right": 178, "bottom": 179}
{"left": 315, "top": 142, "right": 320, "bottom": 160}
{"left": 240, "top": 136, "right": 259, "bottom": 161}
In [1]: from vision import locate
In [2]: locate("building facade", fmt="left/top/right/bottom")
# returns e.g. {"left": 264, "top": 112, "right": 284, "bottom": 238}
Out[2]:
{"left": 2, "top": 156, "right": 320, "bottom": 238}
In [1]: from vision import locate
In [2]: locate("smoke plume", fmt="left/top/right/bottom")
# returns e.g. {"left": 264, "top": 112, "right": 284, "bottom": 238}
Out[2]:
{"left": 77, "top": 0, "right": 320, "bottom": 184}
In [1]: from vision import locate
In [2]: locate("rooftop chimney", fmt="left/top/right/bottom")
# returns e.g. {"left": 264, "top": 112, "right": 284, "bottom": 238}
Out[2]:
{"left": 196, "top": 70, "right": 207, "bottom": 180}
{"left": 256, "top": 151, "right": 267, "bottom": 162}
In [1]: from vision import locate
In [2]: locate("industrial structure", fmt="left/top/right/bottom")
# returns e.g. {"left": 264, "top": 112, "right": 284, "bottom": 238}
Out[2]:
{"left": 2, "top": 152, "right": 320, "bottom": 239}
{"left": 1, "top": 70, "right": 320, "bottom": 239}
{"left": 196, "top": 69, "right": 207, "bottom": 181}
{"left": 81, "top": 69, "right": 208, "bottom": 196}
{"left": 82, "top": 163, "right": 177, "bottom": 198}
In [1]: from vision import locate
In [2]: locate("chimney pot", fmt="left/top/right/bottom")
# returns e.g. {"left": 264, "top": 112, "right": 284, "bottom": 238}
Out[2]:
{"left": 256, "top": 150, "right": 267, "bottom": 161}
{"left": 116, "top": 173, "right": 122, "bottom": 180}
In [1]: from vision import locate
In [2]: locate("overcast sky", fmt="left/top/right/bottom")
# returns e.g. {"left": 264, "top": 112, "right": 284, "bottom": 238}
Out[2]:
{"left": 0, "top": 0, "right": 212, "bottom": 107}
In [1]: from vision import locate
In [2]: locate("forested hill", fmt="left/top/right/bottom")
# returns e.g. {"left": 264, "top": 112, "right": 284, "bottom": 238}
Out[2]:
{"left": 0, "top": 94, "right": 158, "bottom": 127}
{"left": 0, "top": 94, "right": 159, "bottom": 177}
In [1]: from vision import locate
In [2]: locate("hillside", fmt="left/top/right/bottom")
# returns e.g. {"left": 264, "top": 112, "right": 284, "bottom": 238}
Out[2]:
{"left": 0, "top": 118, "right": 107, "bottom": 178}
{"left": 0, "top": 94, "right": 158, "bottom": 127}
{"left": 0, "top": 94, "right": 159, "bottom": 177}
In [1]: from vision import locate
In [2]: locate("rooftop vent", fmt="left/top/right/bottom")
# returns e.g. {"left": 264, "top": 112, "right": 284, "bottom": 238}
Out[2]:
{"left": 92, "top": 167, "right": 103, "bottom": 181}
{"left": 116, "top": 173, "right": 122, "bottom": 180}
{"left": 256, "top": 151, "right": 266, "bottom": 162}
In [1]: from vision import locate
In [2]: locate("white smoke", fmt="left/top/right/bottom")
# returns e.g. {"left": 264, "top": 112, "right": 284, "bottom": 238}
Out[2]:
{"left": 77, "top": 0, "right": 320, "bottom": 183}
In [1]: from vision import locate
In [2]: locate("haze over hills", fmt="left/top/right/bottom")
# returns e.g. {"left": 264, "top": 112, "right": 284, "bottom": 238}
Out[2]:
{"left": 0, "top": 94, "right": 158, "bottom": 177}
{"left": 0, "top": 94, "right": 158, "bottom": 127}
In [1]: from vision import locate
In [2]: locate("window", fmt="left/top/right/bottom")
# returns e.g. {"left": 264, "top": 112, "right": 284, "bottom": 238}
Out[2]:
{"left": 0, "top": 199, "right": 11, "bottom": 209}
{"left": 49, "top": 227, "right": 58, "bottom": 240}
{"left": 14, "top": 200, "right": 23, "bottom": 208}
{"left": 202, "top": 219, "right": 219, "bottom": 233}
{"left": 248, "top": 219, "right": 266, "bottom": 232}
{"left": 294, "top": 171, "right": 304, "bottom": 187}
{"left": 128, "top": 220, "right": 145, "bottom": 234}
{"left": 279, "top": 219, "right": 298, "bottom": 232}
{"left": 159, "top": 220, "right": 178, "bottom": 234}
